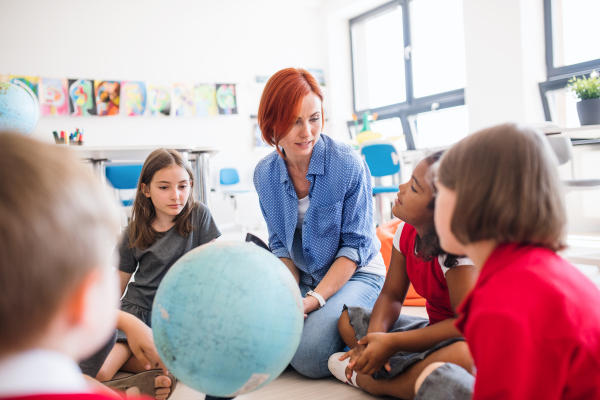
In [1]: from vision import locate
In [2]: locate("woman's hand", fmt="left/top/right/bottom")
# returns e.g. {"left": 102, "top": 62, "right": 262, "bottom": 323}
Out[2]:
{"left": 343, "top": 332, "right": 396, "bottom": 376}
{"left": 303, "top": 295, "right": 320, "bottom": 317}
{"left": 119, "top": 312, "right": 168, "bottom": 375}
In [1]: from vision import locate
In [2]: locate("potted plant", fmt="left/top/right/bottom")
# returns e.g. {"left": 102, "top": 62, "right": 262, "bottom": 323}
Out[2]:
{"left": 568, "top": 70, "right": 600, "bottom": 125}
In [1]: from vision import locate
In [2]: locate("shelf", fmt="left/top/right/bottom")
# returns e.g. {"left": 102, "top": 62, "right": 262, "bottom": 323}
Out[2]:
{"left": 541, "top": 124, "right": 600, "bottom": 139}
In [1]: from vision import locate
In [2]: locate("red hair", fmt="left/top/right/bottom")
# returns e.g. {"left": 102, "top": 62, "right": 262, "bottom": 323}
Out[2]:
{"left": 258, "top": 68, "right": 324, "bottom": 158}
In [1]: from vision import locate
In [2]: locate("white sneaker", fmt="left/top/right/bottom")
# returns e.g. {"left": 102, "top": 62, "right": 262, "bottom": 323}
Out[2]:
{"left": 328, "top": 352, "right": 359, "bottom": 388}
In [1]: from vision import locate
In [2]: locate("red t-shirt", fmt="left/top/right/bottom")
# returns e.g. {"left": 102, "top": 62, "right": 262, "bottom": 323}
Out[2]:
{"left": 394, "top": 222, "right": 473, "bottom": 324}
{"left": 456, "top": 243, "right": 600, "bottom": 400}
{"left": 1, "top": 394, "right": 122, "bottom": 400}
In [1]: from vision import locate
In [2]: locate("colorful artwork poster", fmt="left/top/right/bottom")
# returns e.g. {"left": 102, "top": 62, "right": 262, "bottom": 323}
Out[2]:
{"left": 68, "top": 79, "right": 97, "bottom": 116}
{"left": 10, "top": 76, "right": 39, "bottom": 97}
{"left": 215, "top": 84, "right": 237, "bottom": 115}
{"left": 95, "top": 81, "right": 120, "bottom": 116}
{"left": 39, "top": 78, "right": 68, "bottom": 116}
{"left": 195, "top": 84, "right": 218, "bottom": 117}
{"left": 121, "top": 81, "right": 146, "bottom": 116}
{"left": 146, "top": 83, "right": 171, "bottom": 116}
{"left": 172, "top": 83, "right": 195, "bottom": 117}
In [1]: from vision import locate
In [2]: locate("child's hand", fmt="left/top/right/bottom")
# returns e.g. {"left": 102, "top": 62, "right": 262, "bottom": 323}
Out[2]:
{"left": 349, "top": 333, "right": 395, "bottom": 376}
{"left": 120, "top": 314, "right": 169, "bottom": 375}
{"left": 339, "top": 343, "right": 367, "bottom": 379}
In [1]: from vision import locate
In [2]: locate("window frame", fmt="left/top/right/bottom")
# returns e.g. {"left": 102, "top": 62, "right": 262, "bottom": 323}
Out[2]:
{"left": 348, "top": 0, "right": 466, "bottom": 150}
{"left": 540, "top": 0, "right": 600, "bottom": 121}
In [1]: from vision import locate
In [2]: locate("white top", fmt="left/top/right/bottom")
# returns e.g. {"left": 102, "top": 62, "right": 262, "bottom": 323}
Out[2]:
{"left": 297, "top": 197, "right": 386, "bottom": 276}
{"left": 296, "top": 196, "right": 310, "bottom": 229}
{"left": 0, "top": 349, "right": 89, "bottom": 396}
{"left": 392, "top": 221, "right": 474, "bottom": 276}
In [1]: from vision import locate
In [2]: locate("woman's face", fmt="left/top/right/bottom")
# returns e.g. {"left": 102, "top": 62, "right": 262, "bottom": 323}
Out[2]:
{"left": 278, "top": 92, "right": 322, "bottom": 160}
{"left": 434, "top": 182, "right": 466, "bottom": 255}
{"left": 392, "top": 159, "right": 434, "bottom": 228}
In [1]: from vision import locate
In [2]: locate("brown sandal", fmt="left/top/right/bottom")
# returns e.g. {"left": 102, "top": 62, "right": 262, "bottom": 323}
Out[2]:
{"left": 103, "top": 369, "right": 177, "bottom": 399}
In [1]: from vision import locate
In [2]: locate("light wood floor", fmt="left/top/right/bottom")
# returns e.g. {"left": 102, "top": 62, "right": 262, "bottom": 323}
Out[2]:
{"left": 171, "top": 368, "right": 394, "bottom": 400}
{"left": 165, "top": 306, "right": 428, "bottom": 400}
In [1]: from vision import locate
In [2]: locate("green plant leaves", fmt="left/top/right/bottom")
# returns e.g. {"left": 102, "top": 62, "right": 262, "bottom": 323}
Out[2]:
{"left": 568, "top": 71, "right": 600, "bottom": 100}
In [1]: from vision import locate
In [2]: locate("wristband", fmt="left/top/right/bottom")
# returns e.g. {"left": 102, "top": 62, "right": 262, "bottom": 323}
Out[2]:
{"left": 306, "top": 290, "right": 326, "bottom": 309}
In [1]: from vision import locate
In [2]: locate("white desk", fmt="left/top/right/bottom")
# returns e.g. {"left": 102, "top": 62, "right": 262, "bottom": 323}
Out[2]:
{"left": 69, "top": 145, "right": 219, "bottom": 208}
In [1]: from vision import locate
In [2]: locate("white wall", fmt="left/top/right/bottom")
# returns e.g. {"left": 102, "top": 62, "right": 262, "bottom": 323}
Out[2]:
{"left": 462, "top": 0, "right": 547, "bottom": 131}
{"left": 2, "top": 0, "right": 326, "bottom": 149}
{"left": 1, "top": 0, "right": 328, "bottom": 228}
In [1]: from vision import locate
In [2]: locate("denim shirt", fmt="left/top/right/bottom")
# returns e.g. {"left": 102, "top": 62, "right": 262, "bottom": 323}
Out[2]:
{"left": 253, "top": 134, "right": 381, "bottom": 284}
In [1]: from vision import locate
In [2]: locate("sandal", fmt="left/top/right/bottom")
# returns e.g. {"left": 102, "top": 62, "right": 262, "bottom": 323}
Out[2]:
{"left": 103, "top": 369, "right": 178, "bottom": 399}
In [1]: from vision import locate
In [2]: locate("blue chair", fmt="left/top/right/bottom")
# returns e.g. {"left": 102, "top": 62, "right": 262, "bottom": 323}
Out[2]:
{"left": 359, "top": 140, "right": 402, "bottom": 226}
{"left": 105, "top": 164, "right": 142, "bottom": 227}
{"left": 220, "top": 168, "right": 251, "bottom": 231}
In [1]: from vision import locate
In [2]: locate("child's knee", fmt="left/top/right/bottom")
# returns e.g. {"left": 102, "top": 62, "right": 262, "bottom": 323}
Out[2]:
{"left": 415, "top": 361, "right": 447, "bottom": 395}
{"left": 445, "top": 341, "right": 474, "bottom": 374}
{"left": 94, "top": 367, "right": 113, "bottom": 383}
{"left": 337, "top": 309, "right": 351, "bottom": 335}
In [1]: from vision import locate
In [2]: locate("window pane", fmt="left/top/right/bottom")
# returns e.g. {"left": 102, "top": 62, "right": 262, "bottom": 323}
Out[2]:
{"left": 546, "top": 88, "right": 580, "bottom": 128}
{"left": 372, "top": 117, "right": 407, "bottom": 151}
{"left": 411, "top": 105, "right": 468, "bottom": 149}
{"left": 552, "top": 0, "right": 600, "bottom": 67}
{"left": 351, "top": 5, "right": 406, "bottom": 110}
{"left": 410, "top": 0, "right": 467, "bottom": 98}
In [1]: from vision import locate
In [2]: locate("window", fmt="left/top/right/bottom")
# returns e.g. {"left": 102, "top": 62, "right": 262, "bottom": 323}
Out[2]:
{"left": 351, "top": 5, "right": 406, "bottom": 110}
{"left": 540, "top": 0, "right": 600, "bottom": 125}
{"left": 410, "top": 105, "right": 468, "bottom": 149}
{"left": 549, "top": 0, "right": 600, "bottom": 70}
{"left": 372, "top": 117, "right": 407, "bottom": 151}
{"left": 349, "top": 0, "right": 468, "bottom": 150}
{"left": 410, "top": 0, "right": 466, "bottom": 99}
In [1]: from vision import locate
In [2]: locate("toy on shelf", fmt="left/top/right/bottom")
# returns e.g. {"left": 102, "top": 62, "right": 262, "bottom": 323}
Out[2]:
{"left": 353, "top": 111, "right": 383, "bottom": 144}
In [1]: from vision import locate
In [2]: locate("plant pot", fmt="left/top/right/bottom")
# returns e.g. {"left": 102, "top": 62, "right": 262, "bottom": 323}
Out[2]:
{"left": 576, "top": 98, "right": 600, "bottom": 125}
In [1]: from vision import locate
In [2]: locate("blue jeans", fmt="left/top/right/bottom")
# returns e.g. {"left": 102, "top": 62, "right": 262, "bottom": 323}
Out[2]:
{"left": 291, "top": 272, "right": 384, "bottom": 378}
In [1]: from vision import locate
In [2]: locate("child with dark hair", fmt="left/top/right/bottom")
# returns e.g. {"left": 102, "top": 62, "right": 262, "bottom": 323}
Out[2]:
{"left": 416, "top": 123, "right": 600, "bottom": 399}
{"left": 328, "top": 151, "right": 477, "bottom": 399}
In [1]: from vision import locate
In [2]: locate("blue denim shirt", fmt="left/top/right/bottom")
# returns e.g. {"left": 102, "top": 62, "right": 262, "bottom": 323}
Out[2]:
{"left": 253, "top": 134, "right": 381, "bottom": 284}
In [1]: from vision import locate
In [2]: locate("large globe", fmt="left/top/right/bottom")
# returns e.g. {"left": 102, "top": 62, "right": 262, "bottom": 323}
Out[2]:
{"left": 152, "top": 242, "right": 303, "bottom": 397}
{"left": 0, "top": 81, "right": 39, "bottom": 135}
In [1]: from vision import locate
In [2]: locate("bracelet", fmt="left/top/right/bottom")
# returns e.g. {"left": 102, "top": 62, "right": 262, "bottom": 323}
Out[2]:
{"left": 306, "top": 290, "right": 326, "bottom": 309}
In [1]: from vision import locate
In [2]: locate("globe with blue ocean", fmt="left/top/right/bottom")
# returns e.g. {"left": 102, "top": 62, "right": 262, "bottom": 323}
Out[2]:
{"left": 152, "top": 241, "right": 304, "bottom": 397}
{"left": 0, "top": 81, "right": 39, "bottom": 135}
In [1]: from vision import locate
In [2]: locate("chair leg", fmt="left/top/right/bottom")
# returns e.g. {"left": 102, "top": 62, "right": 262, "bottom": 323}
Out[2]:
{"left": 379, "top": 195, "right": 386, "bottom": 226}
{"left": 231, "top": 195, "right": 247, "bottom": 234}
{"left": 374, "top": 194, "right": 384, "bottom": 227}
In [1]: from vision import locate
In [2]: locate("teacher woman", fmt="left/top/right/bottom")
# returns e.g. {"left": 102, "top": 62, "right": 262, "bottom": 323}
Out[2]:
{"left": 253, "top": 68, "right": 386, "bottom": 378}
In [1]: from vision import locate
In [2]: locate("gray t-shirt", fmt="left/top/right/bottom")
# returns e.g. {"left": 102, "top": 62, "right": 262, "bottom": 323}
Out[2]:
{"left": 118, "top": 202, "right": 221, "bottom": 310}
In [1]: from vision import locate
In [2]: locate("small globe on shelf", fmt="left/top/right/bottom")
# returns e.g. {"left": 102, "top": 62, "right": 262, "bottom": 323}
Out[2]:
{"left": 0, "top": 81, "right": 39, "bottom": 135}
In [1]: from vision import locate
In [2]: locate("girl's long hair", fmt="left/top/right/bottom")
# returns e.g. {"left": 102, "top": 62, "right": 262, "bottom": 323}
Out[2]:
{"left": 129, "top": 149, "right": 195, "bottom": 249}
{"left": 417, "top": 150, "right": 460, "bottom": 269}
